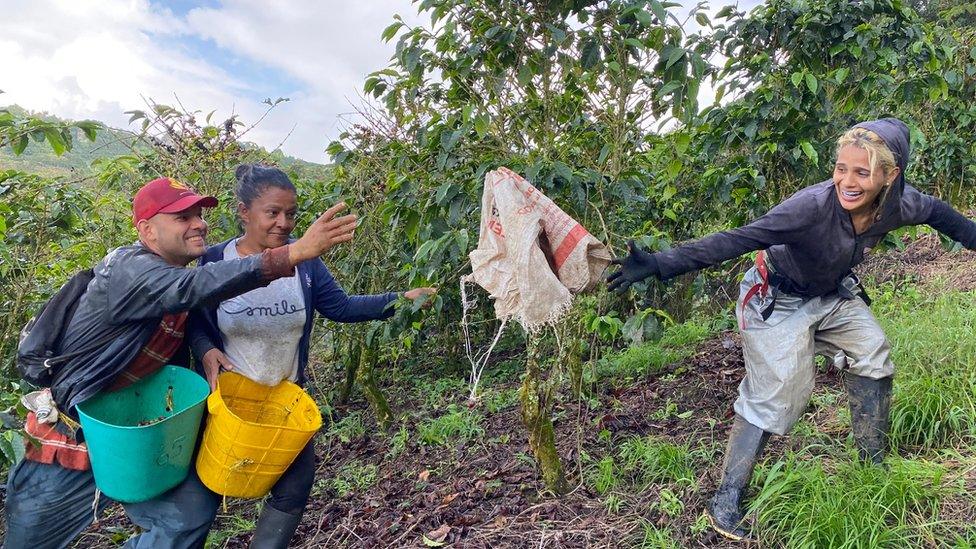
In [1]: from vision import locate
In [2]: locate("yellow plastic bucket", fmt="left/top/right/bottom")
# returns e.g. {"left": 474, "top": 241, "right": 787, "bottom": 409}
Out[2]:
{"left": 195, "top": 372, "right": 322, "bottom": 498}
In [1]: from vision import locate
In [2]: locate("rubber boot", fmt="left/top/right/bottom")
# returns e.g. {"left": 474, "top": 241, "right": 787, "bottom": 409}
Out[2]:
{"left": 250, "top": 504, "right": 302, "bottom": 549}
{"left": 707, "top": 414, "right": 771, "bottom": 541}
{"left": 844, "top": 372, "right": 892, "bottom": 464}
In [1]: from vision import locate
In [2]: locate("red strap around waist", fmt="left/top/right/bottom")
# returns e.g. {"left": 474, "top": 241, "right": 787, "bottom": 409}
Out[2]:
{"left": 23, "top": 412, "right": 90, "bottom": 471}
{"left": 738, "top": 250, "right": 770, "bottom": 330}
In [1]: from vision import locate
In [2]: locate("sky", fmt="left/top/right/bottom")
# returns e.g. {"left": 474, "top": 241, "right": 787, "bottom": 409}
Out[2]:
{"left": 0, "top": 0, "right": 422, "bottom": 162}
{"left": 1, "top": 0, "right": 762, "bottom": 163}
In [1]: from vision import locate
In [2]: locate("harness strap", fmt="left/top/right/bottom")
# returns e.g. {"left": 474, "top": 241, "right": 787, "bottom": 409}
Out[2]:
{"left": 738, "top": 250, "right": 770, "bottom": 330}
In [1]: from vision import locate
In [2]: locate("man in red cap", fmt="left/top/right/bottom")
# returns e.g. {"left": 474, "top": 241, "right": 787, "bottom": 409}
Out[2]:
{"left": 5, "top": 177, "right": 358, "bottom": 549}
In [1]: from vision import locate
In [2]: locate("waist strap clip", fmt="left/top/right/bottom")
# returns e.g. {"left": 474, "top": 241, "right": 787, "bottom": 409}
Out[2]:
{"left": 739, "top": 251, "right": 778, "bottom": 329}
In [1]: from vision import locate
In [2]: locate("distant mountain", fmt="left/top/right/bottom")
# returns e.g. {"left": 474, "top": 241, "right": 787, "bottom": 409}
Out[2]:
{"left": 0, "top": 105, "right": 331, "bottom": 179}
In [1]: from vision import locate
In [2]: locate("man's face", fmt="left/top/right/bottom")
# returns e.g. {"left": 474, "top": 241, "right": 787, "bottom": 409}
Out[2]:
{"left": 138, "top": 206, "right": 208, "bottom": 266}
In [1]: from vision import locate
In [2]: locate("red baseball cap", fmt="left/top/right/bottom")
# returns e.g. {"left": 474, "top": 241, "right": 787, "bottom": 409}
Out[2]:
{"left": 132, "top": 177, "right": 218, "bottom": 224}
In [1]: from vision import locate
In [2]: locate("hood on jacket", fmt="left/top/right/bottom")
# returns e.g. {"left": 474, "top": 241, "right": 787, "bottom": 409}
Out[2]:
{"left": 852, "top": 117, "right": 910, "bottom": 221}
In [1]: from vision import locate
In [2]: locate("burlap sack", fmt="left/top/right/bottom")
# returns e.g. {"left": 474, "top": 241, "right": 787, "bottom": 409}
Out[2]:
{"left": 466, "top": 167, "right": 611, "bottom": 330}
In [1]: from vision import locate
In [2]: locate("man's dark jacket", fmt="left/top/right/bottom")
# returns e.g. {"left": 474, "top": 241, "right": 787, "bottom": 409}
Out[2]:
{"left": 51, "top": 243, "right": 287, "bottom": 414}
{"left": 654, "top": 118, "right": 976, "bottom": 295}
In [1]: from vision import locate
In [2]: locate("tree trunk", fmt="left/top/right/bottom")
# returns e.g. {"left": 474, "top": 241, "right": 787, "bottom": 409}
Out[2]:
{"left": 357, "top": 345, "right": 394, "bottom": 430}
{"left": 519, "top": 335, "right": 568, "bottom": 495}
{"left": 337, "top": 340, "right": 360, "bottom": 405}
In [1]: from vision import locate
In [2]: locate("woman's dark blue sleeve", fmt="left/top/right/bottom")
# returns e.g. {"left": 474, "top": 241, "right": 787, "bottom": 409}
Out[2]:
{"left": 309, "top": 259, "right": 397, "bottom": 322}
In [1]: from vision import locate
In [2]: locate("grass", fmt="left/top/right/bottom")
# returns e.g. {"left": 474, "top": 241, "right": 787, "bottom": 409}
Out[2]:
{"left": 751, "top": 454, "right": 948, "bottom": 548}
{"left": 632, "top": 519, "right": 680, "bottom": 548}
{"left": 417, "top": 404, "right": 485, "bottom": 446}
{"left": 617, "top": 435, "right": 697, "bottom": 488}
{"left": 585, "top": 435, "right": 697, "bottom": 496}
{"left": 331, "top": 462, "right": 379, "bottom": 498}
{"left": 873, "top": 285, "right": 976, "bottom": 452}
{"left": 598, "top": 318, "right": 715, "bottom": 381}
{"left": 205, "top": 513, "right": 256, "bottom": 548}
{"left": 325, "top": 411, "right": 366, "bottom": 444}
{"left": 890, "top": 372, "right": 976, "bottom": 451}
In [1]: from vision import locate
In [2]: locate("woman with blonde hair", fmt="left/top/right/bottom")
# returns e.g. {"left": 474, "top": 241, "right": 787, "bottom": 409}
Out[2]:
{"left": 607, "top": 118, "right": 976, "bottom": 540}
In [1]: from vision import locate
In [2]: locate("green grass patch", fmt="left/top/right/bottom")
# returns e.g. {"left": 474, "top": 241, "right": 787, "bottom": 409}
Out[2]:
{"left": 420, "top": 376, "right": 468, "bottom": 410}
{"left": 617, "top": 435, "right": 697, "bottom": 487}
{"left": 417, "top": 404, "right": 485, "bottom": 446}
{"left": 631, "top": 519, "right": 679, "bottom": 548}
{"left": 890, "top": 372, "right": 976, "bottom": 451}
{"left": 585, "top": 436, "right": 697, "bottom": 494}
{"left": 752, "top": 455, "right": 947, "bottom": 548}
{"left": 331, "top": 462, "right": 378, "bottom": 498}
{"left": 205, "top": 513, "right": 256, "bottom": 548}
{"left": 325, "top": 411, "right": 365, "bottom": 444}
{"left": 481, "top": 386, "right": 520, "bottom": 413}
{"left": 873, "top": 286, "right": 976, "bottom": 451}
{"left": 598, "top": 318, "right": 715, "bottom": 381}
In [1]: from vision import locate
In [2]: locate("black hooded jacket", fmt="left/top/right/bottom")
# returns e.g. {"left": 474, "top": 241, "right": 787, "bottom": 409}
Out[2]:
{"left": 654, "top": 118, "right": 976, "bottom": 296}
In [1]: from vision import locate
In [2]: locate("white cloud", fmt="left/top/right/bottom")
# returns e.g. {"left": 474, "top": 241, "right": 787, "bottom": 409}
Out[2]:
{"left": 1, "top": 0, "right": 764, "bottom": 161}
{"left": 0, "top": 0, "right": 417, "bottom": 161}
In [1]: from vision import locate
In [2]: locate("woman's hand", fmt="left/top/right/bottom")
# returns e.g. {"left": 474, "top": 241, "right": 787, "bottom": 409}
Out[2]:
{"left": 201, "top": 348, "right": 236, "bottom": 391}
{"left": 404, "top": 287, "right": 438, "bottom": 309}
{"left": 289, "top": 202, "right": 358, "bottom": 264}
{"left": 606, "top": 240, "right": 661, "bottom": 293}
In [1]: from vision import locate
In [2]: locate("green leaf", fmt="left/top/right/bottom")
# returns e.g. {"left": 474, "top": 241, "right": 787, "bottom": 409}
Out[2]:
{"left": 553, "top": 161, "right": 573, "bottom": 182}
{"left": 381, "top": 21, "right": 403, "bottom": 42}
{"left": 834, "top": 67, "right": 850, "bottom": 84}
{"left": 800, "top": 141, "right": 818, "bottom": 165}
{"left": 581, "top": 39, "right": 601, "bottom": 70}
{"left": 440, "top": 129, "right": 462, "bottom": 152}
{"left": 791, "top": 72, "right": 803, "bottom": 87}
{"left": 648, "top": 0, "right": 667, "bottom": 23}
{"left": 12, "top": 134, "right": 28, "bottom": 155}
{"left": 548, "top": 25, "right": 566, "bottom": 44}
{"left": 125, "top": 110, "right": 146, "bottom": 123}
{"left": 404, "top": 47, "right": 421, "bottom": 72}
{"left": 635, "top": 9, "right": 653, "bottom": 26}
{"left": 43, "top": 128, "right": 67, "bottom": 156}
{"left": 804, "top": 73, "right": 818, "bottom": 94}
{"left": 661, "top": 184, "right": 677, "bottom": 201}
{"left": 474, "top": 114, "right": 489, "bottom": 138}
{"left": 75, "top": 120, "right": 100, "bottom": 141}
{"left": 716, "top": 6, "right": 734, "bottom": 18}
{"left": 415, "top": 239, "right": 437, "bottom": 262}
{"left": 695, "top": 12, "right": 709, "bottom": 27}
{"left": 665, "top": 46, "right": 685, "bottom": 69}
{"left": 674, "top": 133, "right": 690, "bottom": 154}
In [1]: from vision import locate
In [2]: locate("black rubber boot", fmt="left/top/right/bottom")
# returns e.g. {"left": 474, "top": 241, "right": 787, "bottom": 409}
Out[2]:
{"left": 250, "top": 504, "right": 302, "bottom": 549}
{"left": 707, "top": 414, "right": 771, "bottom": 541}
{"left": 844, "top": 372, "right": 893, "bottom": 464}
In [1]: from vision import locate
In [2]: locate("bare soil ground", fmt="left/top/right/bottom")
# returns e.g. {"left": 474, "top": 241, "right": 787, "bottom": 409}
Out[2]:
{"left": 15, "top": 234, "right": 975, "bottom": 547}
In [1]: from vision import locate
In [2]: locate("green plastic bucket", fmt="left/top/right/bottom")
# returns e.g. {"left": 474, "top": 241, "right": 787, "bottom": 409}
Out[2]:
{"left": 76, "top": 365, "right": 210, "bottom": 503}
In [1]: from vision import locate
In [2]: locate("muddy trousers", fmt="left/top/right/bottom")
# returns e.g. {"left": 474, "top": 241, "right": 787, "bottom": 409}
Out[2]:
{"left": 734, "top": 266, "right": 895, "bottom": 435}
{"left": 2, "top": 459, "right": 219, "bottom": 549}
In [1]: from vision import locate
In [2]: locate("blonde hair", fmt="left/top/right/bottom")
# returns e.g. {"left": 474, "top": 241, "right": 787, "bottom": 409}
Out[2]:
{"left": 836, "top": 127, "right": 899, "bottom": 217}
{"left": 836, "top": 127, "right": 898, "bottom": 179}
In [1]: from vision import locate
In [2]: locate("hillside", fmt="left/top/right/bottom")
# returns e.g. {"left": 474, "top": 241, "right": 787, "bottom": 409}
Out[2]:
{"left": 0, "top": 105, "right": 330, "bottom": 179}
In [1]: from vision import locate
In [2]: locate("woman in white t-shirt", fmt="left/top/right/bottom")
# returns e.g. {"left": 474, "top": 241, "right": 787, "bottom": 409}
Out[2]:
{"left": 188, "top": 164, "right": 435, "bottom": 547}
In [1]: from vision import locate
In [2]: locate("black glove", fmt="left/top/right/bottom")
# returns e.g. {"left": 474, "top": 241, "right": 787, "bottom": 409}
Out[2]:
{"left": 606, "top": 240, "right": 661, "bottom": 293}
